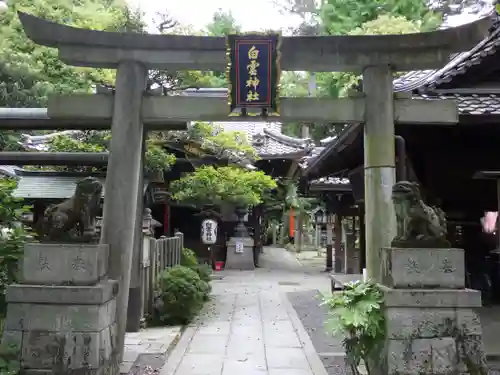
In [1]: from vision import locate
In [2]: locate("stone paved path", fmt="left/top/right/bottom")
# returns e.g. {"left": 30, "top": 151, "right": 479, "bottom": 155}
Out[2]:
{"left": 121, "top": 327, "right": 182, "bottom": 374}
{"left": 161, "top": 279, "right": 328, "bottom": 375}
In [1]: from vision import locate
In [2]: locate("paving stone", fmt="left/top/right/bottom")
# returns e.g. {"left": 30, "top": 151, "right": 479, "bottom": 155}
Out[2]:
{"left": 225, "top": 353, "right": 267, "bottom": 367}
{"left": 120, "top": 361, "right": 134, "bottom": 374}
{"left": 176, "top": 353, "right": 224, "bottom": 375}
{"left": 222, "top": 358, "right": 268, "bottom": 375}
{"left": 268, "top": 370, "right": 313, "bottom": 375}
{"left": 231, "top": 324, "right": 264, "bottom": 337}
{"left": 188, "top": 334, "right": 228, "bottom": 354}
{"left": 226, "top": 340, "right": 265, "bottom": 359}
{"left": 264, "top": 320, "right": 301, "bottom": 348}
{"left": 266, "top": 347, "right": 310, "bottom": 369}
{"left": 198, "top": 321, "right": 232, "bottom": 335}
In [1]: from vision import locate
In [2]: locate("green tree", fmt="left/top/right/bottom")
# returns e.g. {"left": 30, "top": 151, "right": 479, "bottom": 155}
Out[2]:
{"left": 0, "top": 0, "right": 144, "bottom": 108}
{"left": 0, "top": 0, "right": 145, "bottom": 151}
{"left": 171, "top": 165, "right": 277, "bottom": 210}
{"left": 316, "top": 14, "right": 425, "bottom": 99}
{"left": 205, "top": 8, "right": 241, "bottom": 36}
{"left": 46, "top": 132, "right": 176, "bottom": 174}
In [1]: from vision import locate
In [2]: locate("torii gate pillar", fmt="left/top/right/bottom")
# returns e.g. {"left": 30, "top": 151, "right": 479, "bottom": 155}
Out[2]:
{"left": 362, "top": 65, "right": 397, "bottom": 281}
{"left": 99, "top": 61, "right": 147, "bottom": 356}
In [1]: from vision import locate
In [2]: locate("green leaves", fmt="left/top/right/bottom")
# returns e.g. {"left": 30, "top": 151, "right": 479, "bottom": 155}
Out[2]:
{"left": 321, "top": 280, "right": 385, "bottom": 372}
{"left": 0, "top": 178, "right": 32, "bottom": 318}
{"left": 171, "top": 166, "right": 277, "bottom": 209}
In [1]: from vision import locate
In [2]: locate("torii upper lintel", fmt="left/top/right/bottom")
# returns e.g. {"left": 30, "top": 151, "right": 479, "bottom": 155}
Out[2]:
{"left": 18, "top": 11, "right": 492, "bottom": 72}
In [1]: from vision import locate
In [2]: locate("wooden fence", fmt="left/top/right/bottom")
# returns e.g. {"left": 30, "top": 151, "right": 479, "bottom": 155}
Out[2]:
{"left": 141, "top": 232, "right": 183, "bottom": 318}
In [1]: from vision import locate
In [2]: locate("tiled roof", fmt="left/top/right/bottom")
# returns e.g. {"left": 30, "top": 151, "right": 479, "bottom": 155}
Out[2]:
{"left": 414, "top": 93, "right": 500, "bottom": 115}
{"left": 13, "top": 174, "right": 107, "bottom": 199}
{"left": 310, "top": 177, "right": 350, "bottom": 185}
{"left": 215, "top": 122, "right": 313, "bottom": 157}
{"left": 11, "top": 171, "right": 149, "bottom": 199}
{"left": 304, "top": 16, "right": 500, "bottom": 176}
{"left": 394, "top": 14, "right": 500, "bottom": 93}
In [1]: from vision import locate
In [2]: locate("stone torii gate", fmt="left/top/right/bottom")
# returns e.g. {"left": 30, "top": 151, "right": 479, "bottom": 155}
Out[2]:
{"left": 17, "top": 11, "right": 490, "bottom": 360}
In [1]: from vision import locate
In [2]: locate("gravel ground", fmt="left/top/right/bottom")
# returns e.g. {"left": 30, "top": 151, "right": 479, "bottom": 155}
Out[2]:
{"left": 287, "top": 289, "right": 352, "bottom": 375}
{"left": 287, "top": 289, "right": 500, "bottom": 375}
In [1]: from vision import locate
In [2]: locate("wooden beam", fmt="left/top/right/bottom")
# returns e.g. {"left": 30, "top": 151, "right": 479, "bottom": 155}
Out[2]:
{"left": 48, "top": 94, "right": 459, "bottom": 124}
{"left": 472, "top": 171, "right": 500, "bottom": 179}
{"left": 394, "top": 98, "right": 458, "bottom": 124}
{"left": 18, "top": 12, "right": 490, "bottom": 72}
{"left": 0, "top": 152, "right": 108, "bottom": 166}
{"left": 0, "top": 152, "right": 196, "bottom": 166}
{"left": 0, "top": 108, "right": 187, "bottom": 130}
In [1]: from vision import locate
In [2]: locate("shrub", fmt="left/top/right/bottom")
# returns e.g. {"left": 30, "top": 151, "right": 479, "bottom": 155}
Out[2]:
{"left": 180, "top": 248, "right": 198, "bottom": 268}
{"left": 192, "top": 264, "right": 212, "bottom": 300}
{"left": 0, "top": 343, "right": 20, "bottom": 375}
{"left": 156, "top": 265, "right": 207, "bottom": 325}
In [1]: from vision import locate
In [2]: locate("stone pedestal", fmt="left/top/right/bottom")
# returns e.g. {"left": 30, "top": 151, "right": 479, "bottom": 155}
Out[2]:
{"left": 225, "top": 236, "right": 255, "bottom": 270}
{"left": 2, "top": 243, "right": 119, "bottom": 375}
{"left": 378, "top": 247, "right": 486, "bottom": 375}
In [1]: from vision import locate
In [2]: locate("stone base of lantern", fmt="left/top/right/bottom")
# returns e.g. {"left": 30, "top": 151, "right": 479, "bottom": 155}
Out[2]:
{"left": 225, "top": 236, "right": 255, "bottom": 270}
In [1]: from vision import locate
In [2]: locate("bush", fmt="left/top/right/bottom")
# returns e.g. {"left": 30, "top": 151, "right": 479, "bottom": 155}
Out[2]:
{"left": 156, "top": 265, "right": 208, "bottom": 325}
{"left": 192, "top": 264, "right": 212, "bottom": 300}
{"left": 180, "top": 248, "right": 198, "bottom": 268}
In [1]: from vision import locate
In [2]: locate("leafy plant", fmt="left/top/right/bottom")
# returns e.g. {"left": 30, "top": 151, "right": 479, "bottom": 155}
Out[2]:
{"left": 180, "top": 248, "right": 211, "bottom": 301}
{"left": 0, "top": 343, "right": 20, "bottom": 375}
{"left": 171, "top": 166, "right": 277, "bottom": 209}
{"left": 321, "top": 280, "right": 385, "bottom": 375}
{"left": 180, "top": 248, "right": 198, "bottom": 268}
{"left": 46, "top": 133, "right": 176, "bottom": 174}
{"left": 0, "top": 179, "right": 32, "bottom": 317}
{"left": 156, "top": 265, "right": 208, "bottom": 325}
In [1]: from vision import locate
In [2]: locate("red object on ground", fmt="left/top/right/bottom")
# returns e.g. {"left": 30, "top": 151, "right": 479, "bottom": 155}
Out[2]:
{"left": 215, "top": 261, "right": 225, "bottom": 271}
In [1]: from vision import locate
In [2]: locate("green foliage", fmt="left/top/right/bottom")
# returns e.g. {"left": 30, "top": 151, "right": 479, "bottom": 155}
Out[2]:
{"left": 180, "top": 248, "right": 198, "bottom": 268}
{"left": 171, "top": 166, "right": 277, "bottom": 209}
{"left": 179, "top": 248, "right": 211, "bottom": 301}
{"left": 0, "top": 0, "right": 144, "bottom": 108}
{"left": 205, "top": 8, "right": 241, "bottom": 36}
{"left": 156, "top": 265, "right": 209, "bottom": 325}
{"left": 0, "top": 179, "right": 32, "bottom": 317}
{"left": 0, "top": 343, "right": 20, "bottom": 375}
{"left": 144, "top": 141, "right": 176, "bottom": 173}
{"left": 192, "top": 264, "right": 212, "bottom": 301}
{"left": 317, "top": 14, "right": 426, "bottom": 98}
{"left": 189, "top": 122, "right": 258, "bottom": 161}
{"left": 319, "top": 0, "right": 441, "bottom": 36}
{"left": 321, "top": 281, "right": 385, "bottom": 375}
{"left": 45, "top": 133, "right": 176, "bottom": 174}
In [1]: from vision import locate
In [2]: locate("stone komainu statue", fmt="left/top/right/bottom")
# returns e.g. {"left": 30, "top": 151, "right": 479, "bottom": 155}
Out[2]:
{"left": 391, "top": 181, "right": 450, "bottom": 248}
{"left": 42, "top": 177, "right": 103, "bottom": 241}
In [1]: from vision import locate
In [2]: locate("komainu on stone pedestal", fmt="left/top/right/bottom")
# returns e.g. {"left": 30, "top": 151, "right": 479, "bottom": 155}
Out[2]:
{"left": 2, "top": 243, "right": 119, "bottom": 375}
{"left": 40, "top": 177, "right": 102, "bottom": 243}
{"left": 391, "top": 181, "right": 450, "bottom": 248}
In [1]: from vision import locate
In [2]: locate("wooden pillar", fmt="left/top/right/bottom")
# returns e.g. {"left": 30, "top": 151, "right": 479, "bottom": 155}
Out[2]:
{"left": 334, "top": 213, "right": 344, "bottom": 273}
{"left": 253, "top": 205, "right": 262, "bottom": 266}
{"left": 100, "top": 60, "right": 147, "bottom": 361}
{"left": 163, "top": 201, "right": 170, "bottom": 236}
{"left": 363, "top": 65, "right": 397, "bottom": 282}
{"left": 326, "top": 221, "right": 333, "bottom": 272}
